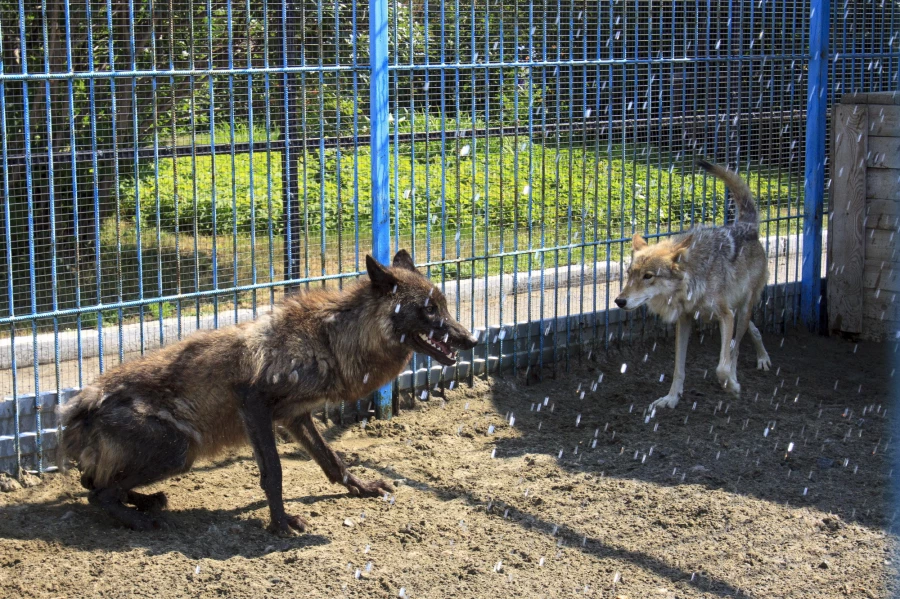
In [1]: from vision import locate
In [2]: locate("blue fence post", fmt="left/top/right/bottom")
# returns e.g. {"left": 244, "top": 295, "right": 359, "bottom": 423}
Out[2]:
{"left": 801, "top": 0, "right": 829, "bottom": 332}
{"left": 370, "top": 0, "right": 392, "bottom": 420}
{"left": 280, "top": 0, "right": 301, "bottom": 291}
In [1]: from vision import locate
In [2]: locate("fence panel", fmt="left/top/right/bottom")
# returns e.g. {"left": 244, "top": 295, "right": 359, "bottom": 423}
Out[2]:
{"left": 386, "top": 0, "right": 827, "bottom": 392}
{"left": 0, "top": 0, "right": 897, "bottom": 475}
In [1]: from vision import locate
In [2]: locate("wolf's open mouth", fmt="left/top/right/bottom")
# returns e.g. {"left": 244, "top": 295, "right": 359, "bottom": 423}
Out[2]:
{"left": 418, "top": 332, "right": 458, "bottom": 361}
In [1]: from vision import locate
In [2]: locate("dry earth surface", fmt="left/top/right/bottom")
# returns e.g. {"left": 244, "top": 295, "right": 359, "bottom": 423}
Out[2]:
{"left": 1, "top": 328, "right": 898, "bottom": 598}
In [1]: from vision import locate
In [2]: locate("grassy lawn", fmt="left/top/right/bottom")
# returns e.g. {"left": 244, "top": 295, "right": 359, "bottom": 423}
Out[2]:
{"left": 4, "top": 122, "right": 807, "bottom": 335}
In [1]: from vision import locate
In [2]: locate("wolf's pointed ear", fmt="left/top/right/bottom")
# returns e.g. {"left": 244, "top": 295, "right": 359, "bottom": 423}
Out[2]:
{"left": 671, "top": 235, "right": 693, "bottom": 266}
{"left": 365, "top": 254, "right": 399, "bottom": 293}
{"left": 632, "top": 234, "right": 648, "bottom": 252}
{"left": 392, "top": 249, "right": 418, "bottom": 272}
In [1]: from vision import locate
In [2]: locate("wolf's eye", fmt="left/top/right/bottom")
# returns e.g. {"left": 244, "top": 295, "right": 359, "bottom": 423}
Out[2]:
{"left": 643, "top": 273, "right": 654, "bottom": 280}
{"left": 425, "top": 304, "right": 437, "bottom": 315}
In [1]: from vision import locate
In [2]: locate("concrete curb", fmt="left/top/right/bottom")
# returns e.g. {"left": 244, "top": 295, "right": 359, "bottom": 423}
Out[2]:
{"left": 1, "top": 232, "right": 820, "bottom": 370}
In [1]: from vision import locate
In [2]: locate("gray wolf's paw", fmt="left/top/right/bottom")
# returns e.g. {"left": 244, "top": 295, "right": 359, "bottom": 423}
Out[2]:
{"left": 757, "top": 354, "right": 772, "bottom": 371}
{"left": 650, "top": 394, "right": 680, "bottom": 411}
{"left": 723, "top": 377, "right": 741, "bottom": 397}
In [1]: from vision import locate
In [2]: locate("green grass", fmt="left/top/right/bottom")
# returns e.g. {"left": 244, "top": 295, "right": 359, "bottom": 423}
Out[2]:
{"left": 6, "top": 120, "right": 808, "bottom": 335}
{"left": 122, "top": 121, "right": 801, "bottom": 239}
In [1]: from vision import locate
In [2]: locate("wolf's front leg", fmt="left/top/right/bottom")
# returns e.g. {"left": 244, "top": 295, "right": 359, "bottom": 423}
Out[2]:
{"left": 288, "top": 412, "right": 394, "bottom": 497}
{"left": 650, "top": 314, "right": 692, "bottom": 411}
{"left": 238, "top": 387, "right": 309, "bottom": 536}
{"left": 747, "top": 320, "right": 771, "bottom": 370}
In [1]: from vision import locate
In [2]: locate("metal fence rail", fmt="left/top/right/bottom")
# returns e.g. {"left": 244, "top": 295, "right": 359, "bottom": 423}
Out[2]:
{"left": 0, "top": 0, "right": 897, "bottom": 475}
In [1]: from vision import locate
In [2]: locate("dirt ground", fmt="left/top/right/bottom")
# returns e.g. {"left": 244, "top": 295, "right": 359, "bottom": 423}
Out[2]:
{"left": 1, "top": 328, "right": 898, "bottom": 598}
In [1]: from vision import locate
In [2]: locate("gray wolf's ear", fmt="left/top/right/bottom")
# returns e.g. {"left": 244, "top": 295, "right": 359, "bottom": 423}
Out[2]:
{"left": 392, "top": 249, "right": 418, "bottom": 272}
{"left": 671, "top": 235, "right": 693, "bottom": 265}
{"left": 366, "top": 254, "right": 399, "bottom": 293}
{"left": 632, "top": 233, "right": 648, "bottom": 252}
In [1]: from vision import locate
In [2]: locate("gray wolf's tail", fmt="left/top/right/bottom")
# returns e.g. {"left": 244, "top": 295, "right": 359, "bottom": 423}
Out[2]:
{"left": 697, "top": 159, "right": 758, "bottom": 228}
{"left": 56, "top": 387, "right": 101, "bottom": 482}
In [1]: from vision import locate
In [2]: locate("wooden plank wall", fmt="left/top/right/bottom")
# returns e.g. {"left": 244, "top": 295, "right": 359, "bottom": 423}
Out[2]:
{"left": 828, "top": 103, "right": 867, "bottom": 334}
{"left": 830, "top": 91, "right": 900, "bottom": 341}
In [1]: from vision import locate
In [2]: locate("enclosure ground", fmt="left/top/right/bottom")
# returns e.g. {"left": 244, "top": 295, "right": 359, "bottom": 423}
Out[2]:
{"left": 0, "top": 329, "right": 897, "bottom": 598}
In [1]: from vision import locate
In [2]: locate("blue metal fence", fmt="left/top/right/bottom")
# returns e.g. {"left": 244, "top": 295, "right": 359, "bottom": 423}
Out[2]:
{"left": 0, "top": 0, "right": 897, "bottom": 475}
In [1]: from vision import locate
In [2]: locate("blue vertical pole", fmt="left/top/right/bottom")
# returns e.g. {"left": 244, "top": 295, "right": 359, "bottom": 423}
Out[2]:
{"left": 370, "top": 0, "right": 391, "bottom": 419}
{"left": 801, "top": 0, "right": 829, "bottom": 332}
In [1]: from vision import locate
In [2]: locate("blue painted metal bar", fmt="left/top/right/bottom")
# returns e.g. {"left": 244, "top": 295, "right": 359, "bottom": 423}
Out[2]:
{"left": 263, "top": 0, "right": 276, "bottom": 311}
{"left": 0, "top": 52, "right": 873, "bottom": 83}
{"left": 227, "top": 0, "right": 239, "bottom": 322}
{"left": 17, "top": 0, "right": 42, "bottom": 472}
{"left": 801, "top": 0, "right": 829, "bottom": 331}
{"left": 0, "top": 273, "right": 366, "bottom": 326}
{"left": 246, "top": 0, "right": 258, "bottom": 317}
{"left": 370, "top": 0, "right": 392, "bottom": 419}
{"left": 63, "top": 0, "right": 83, "bottom": 387}
{"left": 126, "top": 0, "right": 145, "bottom": 354}
{"left": 40, "top": 0, "right": 59, "bottom": 471}
{"left": 107, "top": 0, "right": 126, "bottom": 362}
{"left": 206, "top": 0, "right": 220, "bottom": 326}
{"left": 0, "top": 10, "right": 22, "bottom": 475}
{"left": 150, "top": 0, "right": 165, "bottom": 344}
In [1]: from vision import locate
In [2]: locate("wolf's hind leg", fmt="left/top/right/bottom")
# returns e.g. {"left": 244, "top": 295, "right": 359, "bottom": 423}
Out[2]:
{"left": 86, "top": 411, "right": 190, "bottom": 530}
{"left": 715, "top": 310, "right": 740, "bottom": 396}
{"left": 729, "top": 307, "right": 753, "bottom": 385}
{"left": 747, "top": 320, "right": 771, "bottom": 370}
{"left": 89, "top": 488, "right": 162, "bottom": 531}
{"left": 288, "top": 412, "right": 394, "bottom": 498}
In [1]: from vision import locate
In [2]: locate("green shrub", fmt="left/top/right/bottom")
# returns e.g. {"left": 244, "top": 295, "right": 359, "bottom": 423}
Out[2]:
{"left": 121, "top": 151, "right": 284, "bottom": 236}
{"left": 121, "top": 121, "right": 799, "bottom": 240}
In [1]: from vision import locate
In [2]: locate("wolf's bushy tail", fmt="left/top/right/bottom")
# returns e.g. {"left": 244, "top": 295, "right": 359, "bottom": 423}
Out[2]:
{"left": 697, "top": 159, "right": 758, "bottom": 228}
{"left": 56, "top": 388, "right": 101, "bottom": 481}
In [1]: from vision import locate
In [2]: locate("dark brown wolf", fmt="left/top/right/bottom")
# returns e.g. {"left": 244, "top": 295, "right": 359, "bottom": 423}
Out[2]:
{"left": 59, "top": 250, "right": 478, "bottom": 535}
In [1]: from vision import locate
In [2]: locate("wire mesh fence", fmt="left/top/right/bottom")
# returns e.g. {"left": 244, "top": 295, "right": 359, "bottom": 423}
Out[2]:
{"left": 0, "top": 0, "right": 897, "bottom": 474}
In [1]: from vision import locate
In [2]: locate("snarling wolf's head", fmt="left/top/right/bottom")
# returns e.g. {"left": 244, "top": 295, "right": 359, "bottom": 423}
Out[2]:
{"left": 614, "top": 233, "right": 691, "bottom": 313}
{"left": 365, "top": 250, "right": 479, "bottom": 365}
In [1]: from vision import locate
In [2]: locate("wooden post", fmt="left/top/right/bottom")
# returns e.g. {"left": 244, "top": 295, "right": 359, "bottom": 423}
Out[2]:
{"left": 828, "top": 103, "right": 868, "bottom": 335}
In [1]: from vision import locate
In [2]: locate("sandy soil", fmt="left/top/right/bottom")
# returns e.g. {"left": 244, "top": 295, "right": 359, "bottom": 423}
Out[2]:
{"left": 0, "top": 328, "right": 897, "bottom": 598}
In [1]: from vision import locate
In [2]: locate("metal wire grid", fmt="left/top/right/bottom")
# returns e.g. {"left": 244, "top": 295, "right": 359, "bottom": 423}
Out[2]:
{"left": 0, "top": 0, "right": 897, "bottom": 474}
{"left": 384, "top": 0, "right": 861, "bottom": 389}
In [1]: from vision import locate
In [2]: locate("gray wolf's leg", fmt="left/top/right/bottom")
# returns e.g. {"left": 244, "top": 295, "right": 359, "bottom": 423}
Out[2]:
{"left": 650, "top": 314, "right": 692, "bottom": 411}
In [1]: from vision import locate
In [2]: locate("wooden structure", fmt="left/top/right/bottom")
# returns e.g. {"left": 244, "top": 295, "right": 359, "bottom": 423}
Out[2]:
{"left": 828, "top": 91, "right": 900, "bottom": 341}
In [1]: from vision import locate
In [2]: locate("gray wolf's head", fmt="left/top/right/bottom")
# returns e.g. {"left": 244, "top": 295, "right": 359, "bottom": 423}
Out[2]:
{"left": 615, "top": 233, "right": 691, "bottom": 312}
{"left": 366, "top": 250, "right": 479, "bottom": 365}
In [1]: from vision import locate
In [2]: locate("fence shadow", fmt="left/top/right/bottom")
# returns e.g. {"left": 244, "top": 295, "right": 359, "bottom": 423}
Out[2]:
{"left": 474, "top": 327, "right": 892, "bottom": 532}
{"left": 0, "top": 490, "right": 336, "bottom": 560}
{"left": 366, "top": 463, "right": 754, "bottom": 599}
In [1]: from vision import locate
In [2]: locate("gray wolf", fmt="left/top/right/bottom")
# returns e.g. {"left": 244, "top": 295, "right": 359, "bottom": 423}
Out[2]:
{"left": 614, "top": 160, "right": 772, "bottom": 411}
{"left": 59, "top": 250, "right": 478, "bottom": 534}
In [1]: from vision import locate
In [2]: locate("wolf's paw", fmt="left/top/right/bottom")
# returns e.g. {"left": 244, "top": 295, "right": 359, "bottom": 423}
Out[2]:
{"left": 650, "top": 394, "right": 680, "bottom": 411}
{"left": 757, "top": 354, "right": 771, "bottom": 371}
{"left": 267, "top": 514, "right": 308, "bottom": 537}
{"left": 715, "top": 364, "right": 732, "bottom": 384}
{"left": 126, "top": 490, "right": 168, "bottom": 512}
{"left": 722, "top": 377, "right": 741, "bottom": 397}
{"left": 345, "top": 476, "right": 394, "bottom": 498}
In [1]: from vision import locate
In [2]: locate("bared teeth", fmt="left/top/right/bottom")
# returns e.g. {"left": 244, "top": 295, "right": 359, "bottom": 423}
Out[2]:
{"left": 418, "top": 332, "right": 455, "bottom": 358}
